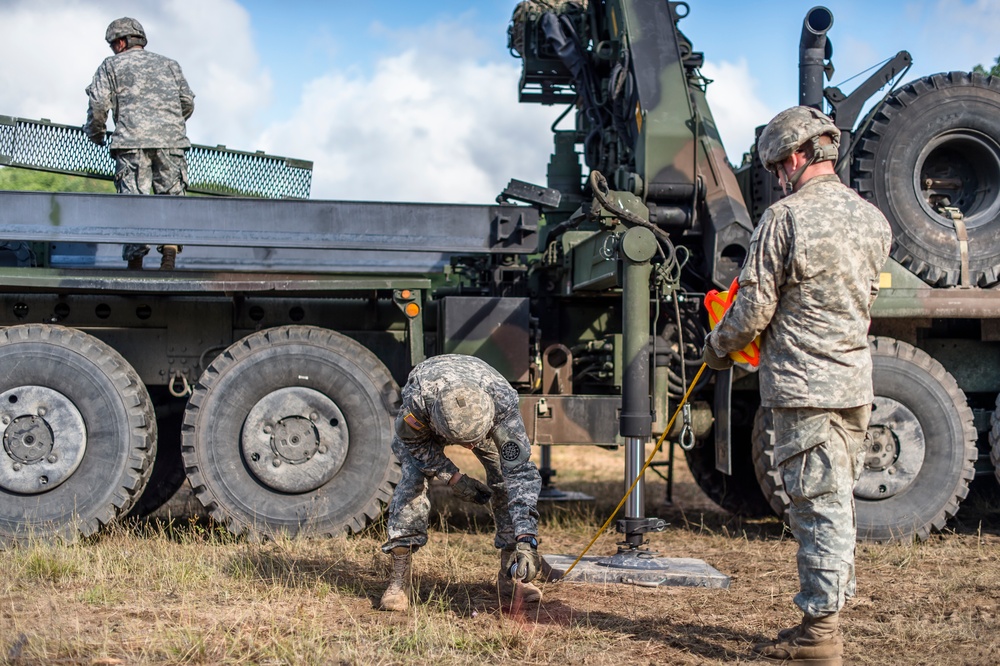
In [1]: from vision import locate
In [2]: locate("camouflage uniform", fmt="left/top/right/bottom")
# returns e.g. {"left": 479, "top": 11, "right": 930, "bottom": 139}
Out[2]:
{"left": 381, "top": 354, "right": 542, "bottom": 553}
{"left": 86, "top": 36, "right": 194, "bottom": 261}
{"left": 708, "top": 174, "right": 891, "bottom": 617}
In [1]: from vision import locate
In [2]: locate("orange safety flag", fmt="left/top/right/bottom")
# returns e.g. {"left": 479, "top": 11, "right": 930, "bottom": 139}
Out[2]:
{"left": 703, "top": 277, "right": 761, "bottom": 367}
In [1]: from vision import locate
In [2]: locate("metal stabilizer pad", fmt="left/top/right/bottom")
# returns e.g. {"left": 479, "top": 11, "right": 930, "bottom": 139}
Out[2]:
{"left": 541, "top": 552, "right": 730, "bottom": 589}
{"left": 537, "top": 487, "right": 595, "bottom": 502}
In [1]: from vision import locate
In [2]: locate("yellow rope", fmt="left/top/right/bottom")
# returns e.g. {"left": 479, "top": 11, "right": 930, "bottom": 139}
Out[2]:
{"left": 559, "top": 362, "right": 708, "bottom": 579}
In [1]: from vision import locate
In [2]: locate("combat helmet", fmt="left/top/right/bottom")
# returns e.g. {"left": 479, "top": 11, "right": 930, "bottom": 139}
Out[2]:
{"left": 757, "top": 106, "right": 840, "bottom": 186}
{"left": 105, "top": 17, "right": 147, "bottom": 46}
{"left": 430, "top": 382, "right": 495, "bottom": 445}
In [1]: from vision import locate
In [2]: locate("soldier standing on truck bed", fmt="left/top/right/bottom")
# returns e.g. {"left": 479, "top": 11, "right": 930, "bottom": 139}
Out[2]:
{"left": 702, "top": 107, "right": 891, "bottom": 665}
{"left": 85, "top": 17, "right": 195, "bottom": 271}
{"left": 379, "top": 354, "right": 543, "bottom": 611}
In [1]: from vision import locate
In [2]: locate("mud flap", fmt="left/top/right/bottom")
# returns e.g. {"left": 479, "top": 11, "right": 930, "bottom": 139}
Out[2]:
{"left": 714, "top": 368, "right": 732, "bottom": 475}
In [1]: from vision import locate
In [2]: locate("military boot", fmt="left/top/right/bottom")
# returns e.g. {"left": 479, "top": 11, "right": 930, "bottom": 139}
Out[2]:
{"left": 378, "top": 547, "right": 413, "bottom": 612}
{"left": 753, "top": 612, "right": 843, "bottom": 665}
{"left": 158, "top": 244, "right": 180, "bottom": 270}
{"left": 772, "top": 617, "right": 807, "bottom": 642}
{"left": 497, "top": 547, "right": 542, "bottom": 603}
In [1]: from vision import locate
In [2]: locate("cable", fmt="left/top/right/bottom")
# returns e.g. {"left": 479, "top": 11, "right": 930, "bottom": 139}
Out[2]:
{"left": 558, "top": 362, "right": 708, "bottom": 579}
{"left": 588, "top": 170, "right": 678, "bottom": 270}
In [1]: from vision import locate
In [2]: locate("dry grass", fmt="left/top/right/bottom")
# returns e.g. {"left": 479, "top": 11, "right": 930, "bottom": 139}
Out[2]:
{"left": 1, "top": 447, "right": 999, "bottom": 665}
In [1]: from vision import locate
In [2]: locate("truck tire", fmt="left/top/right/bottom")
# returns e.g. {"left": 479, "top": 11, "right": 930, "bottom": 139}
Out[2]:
{"left": 0, "top": 324, "right": 156, "bottom": 544}
{"left": 752, "top": 337, "right": 977, "bottom": 542}
{"left": 127, "top": 399, "right": 186, "bottom": 518}
{"left": 987, "top": 395, "right": 1000, "bottom": 487}
{"left": 182, "top": 325, "right": 402, "bottom": 539}
{"left": 750, "top": 406, "right": 788, "bottom": 517}
{"left": 684, "top": 393, "right": 773, "bottom": 518}
{"left": 852, "top": 72, "right": 1000, "bottom": 286}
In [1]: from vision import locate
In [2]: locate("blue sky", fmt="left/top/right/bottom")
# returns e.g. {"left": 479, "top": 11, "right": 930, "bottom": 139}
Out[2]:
{"left": 1, "top": 1, "right": 999, "bottom": 202}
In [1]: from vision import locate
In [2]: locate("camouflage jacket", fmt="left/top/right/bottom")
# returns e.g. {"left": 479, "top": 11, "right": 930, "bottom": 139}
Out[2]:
{"left": 86, "top": 48, "right": 195, "bottom": 149}
{"left": 708, "top": 174, "right": 891, "bottom": 408}
{"left": 394, "top": 354, "right": 541, "bottom": 536}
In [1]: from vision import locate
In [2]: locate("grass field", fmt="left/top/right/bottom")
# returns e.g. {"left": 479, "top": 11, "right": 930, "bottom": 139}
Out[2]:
{"left": 2, "top": 446, "right": 999, "bottom": 665}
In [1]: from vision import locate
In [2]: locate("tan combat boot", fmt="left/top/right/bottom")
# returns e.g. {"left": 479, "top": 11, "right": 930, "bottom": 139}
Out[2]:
{"left": 497, "top": 547, "right": 542, "bottom": 603}
{"left": 158, "top": 244, "right": 180, "bottom": 270}
{"left": 378, "top": 546, "right": 413, "bottom": 612}
{"left": 753, "top": 612, "right": 843, "bottom": 665}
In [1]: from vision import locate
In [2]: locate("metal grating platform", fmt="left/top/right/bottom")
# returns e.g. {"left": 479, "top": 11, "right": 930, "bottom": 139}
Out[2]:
{"left": 0, "top": 115, "right": 312, "bottom": 199}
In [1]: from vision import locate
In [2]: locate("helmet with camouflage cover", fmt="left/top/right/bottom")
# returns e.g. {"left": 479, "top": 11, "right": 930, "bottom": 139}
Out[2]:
{"left": 105, "top": 17, "right": 147, "bottom": 46}
{"left": 430, "top": 382, "right": 495, "bottom": 444}
{"left": 758, "top": 106, "right": 840, "bottom": 176}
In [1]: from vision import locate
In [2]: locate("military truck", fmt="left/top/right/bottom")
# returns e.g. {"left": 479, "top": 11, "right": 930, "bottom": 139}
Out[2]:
{"left": 0, "top": 1, "right": 997, "bottom": 545}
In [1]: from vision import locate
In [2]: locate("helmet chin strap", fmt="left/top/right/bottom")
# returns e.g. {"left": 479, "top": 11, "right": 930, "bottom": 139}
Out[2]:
{"left": 784, "top": 158, "right": 813, "bottom": 192}
{"left": 779, "top": 137, "right": 839, "bottom": 194}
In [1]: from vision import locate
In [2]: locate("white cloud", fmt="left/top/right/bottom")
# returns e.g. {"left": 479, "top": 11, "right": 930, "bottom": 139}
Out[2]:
{"left": 701, "top": 58, "right": 775, "bottom": 165}
{"left": 0, "top": 1, "right": 559, "bottom": 203}
{"left": 0, "top": 0, "right": 270, "bottom": 150}
{"left": 259, "top": 21, "right": 561, "bottom": 203}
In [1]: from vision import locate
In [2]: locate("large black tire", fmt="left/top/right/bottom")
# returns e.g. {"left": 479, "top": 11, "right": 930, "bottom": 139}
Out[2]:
{"left": 0, "top": 325, "right": 156, "bottom": 543}
{"left": 987, "top": 394, "right": 1000, "bottom": 487}
{"left": 182, "top": 326, "right": 401, "bottom": 538}
{"left": 750, "top": 406, "right": 787, "bottom": 518}
{"left": 683, "top": 392, "right": 773, "bottom": 518}
{"left": 853, "top": 72, "right": 1000, "bottom": 287}
{"left": 752, "top": 337, "right": 977, "bottom": 542}
{"left": 127, "top": 395, "right": 187, "bottom": 519}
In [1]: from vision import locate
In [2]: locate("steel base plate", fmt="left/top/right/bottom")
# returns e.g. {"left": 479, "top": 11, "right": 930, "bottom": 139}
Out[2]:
{"left": 537, "top": 487, "right": 595, "bottom": 502}
{"left": 541, "top": 552, "right": 730, "bottom": 589}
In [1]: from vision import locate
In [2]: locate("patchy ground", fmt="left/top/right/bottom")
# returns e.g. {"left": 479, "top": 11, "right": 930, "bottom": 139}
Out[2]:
{"left": 1, "top": 446, "right": 999, "bottom": 665}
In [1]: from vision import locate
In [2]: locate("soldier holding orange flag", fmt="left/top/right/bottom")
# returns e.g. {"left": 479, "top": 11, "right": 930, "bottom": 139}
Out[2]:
{"left": 703, "top": 106, "right": 891, "bottom": 665}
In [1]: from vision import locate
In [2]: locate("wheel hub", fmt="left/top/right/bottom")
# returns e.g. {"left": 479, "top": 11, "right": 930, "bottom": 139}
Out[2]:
{"left": 854, "top": 396, "right": 925, "bottom": 501}
{"left": 864, "top": 424, "right": 897, "bottom": 471}
{"left": 242, "top": 386, "right": 349, "bottom": 494}
{"left": 0, "top": 386, "right": 87, "bottom": 494}
{"left": 271, "top": 417, "right": 320, "bottom": 464}
{"left": 916, "top": 129, "right": 1000, "bottom": 229}
{"left": 5, "top": 415, "right": 54, "bottom": 463}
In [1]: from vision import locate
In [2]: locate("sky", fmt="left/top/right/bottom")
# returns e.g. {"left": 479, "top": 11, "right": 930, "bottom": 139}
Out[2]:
{"left": 1, "top": 0, "right": 999, "bottom": 203}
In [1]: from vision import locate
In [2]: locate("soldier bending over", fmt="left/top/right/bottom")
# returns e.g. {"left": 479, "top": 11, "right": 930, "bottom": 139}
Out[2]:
{"left": 379, "top": 354, "right": 543, "bottom": 611}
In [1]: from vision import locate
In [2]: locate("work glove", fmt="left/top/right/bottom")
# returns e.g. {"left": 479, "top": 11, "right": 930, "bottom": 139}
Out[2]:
{"left": 450, "top": 473, "right": 492, "bottom": 505}
{"left": 509, "top": 538, "right": 541, "bottom": 583}
{"left": 702, "top": 337, "right": 734, "bottom": 371}
{"left": 86, "top": 127, "right": 106, "bottom": 146}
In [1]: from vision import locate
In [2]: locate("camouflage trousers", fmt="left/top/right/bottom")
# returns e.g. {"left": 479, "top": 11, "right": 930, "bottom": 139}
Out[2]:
{"left": 772, "top": 405, "right": 870, "bottom": 618}
{"left": 381, "top": 439, "right": 515, "bottom": 553}
{"left": 113, "top": 148, "right": 188, "bottom": 261}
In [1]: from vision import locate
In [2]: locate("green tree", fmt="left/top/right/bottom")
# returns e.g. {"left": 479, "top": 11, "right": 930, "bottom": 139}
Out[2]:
{"left": 973, "top": 55, "right": 1000, "bottom": 77}
{"left": 0, "top": 166, "right": 114, "bottom": 193}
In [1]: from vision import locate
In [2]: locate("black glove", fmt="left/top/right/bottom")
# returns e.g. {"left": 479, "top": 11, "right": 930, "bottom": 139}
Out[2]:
{"left": 509, "top": 538, "right": 541, "bottom": 583}
{"left": 451, "top": 473, "right": 492, "bottom": 505}
{"left": 86, "top": 129, "right": 106, "bottom": 146}
{"left": 702, "top": 339, "right": 734, "bottom": 371}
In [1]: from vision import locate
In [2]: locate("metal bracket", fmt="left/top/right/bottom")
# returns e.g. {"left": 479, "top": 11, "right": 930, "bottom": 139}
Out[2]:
{"left": 615, "top": 517, "right": 668, "bottom": 535}
{"left": 497, "top": 179, "right": 562, "bottom": 209}
{"left": 492, "top": 207, "right": 539, "bottom": 248}
{"left": 824, "top": 51, "right": 913, "bottom": 132}
{"left": 824, "top": 50, "right": 912, "bottom": 182}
